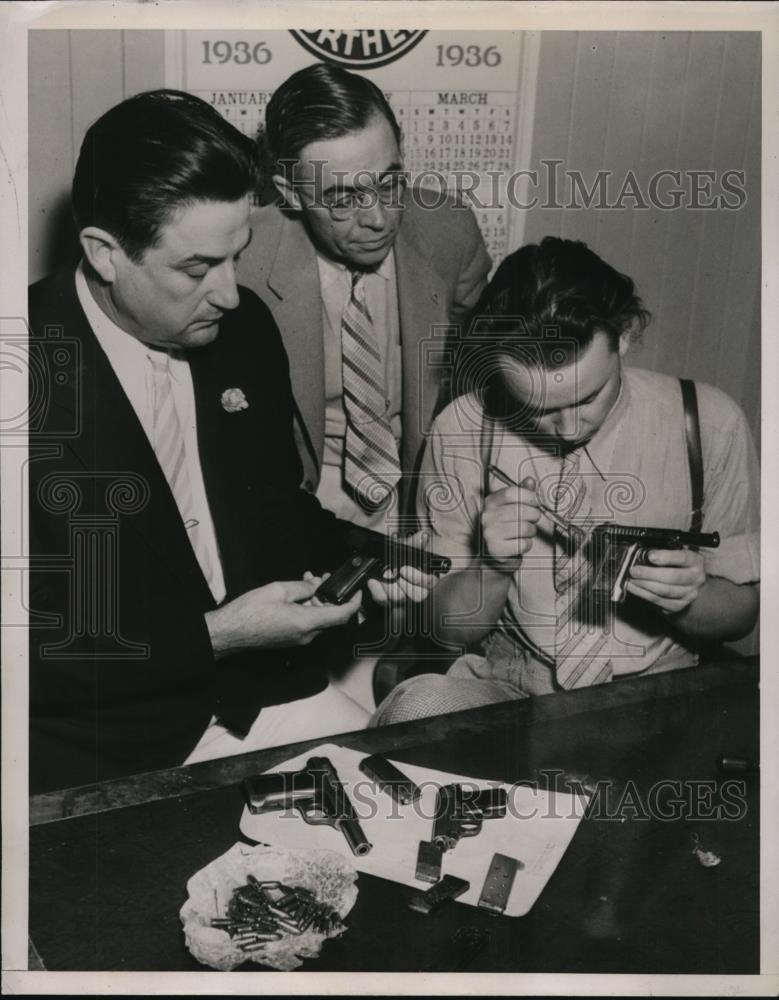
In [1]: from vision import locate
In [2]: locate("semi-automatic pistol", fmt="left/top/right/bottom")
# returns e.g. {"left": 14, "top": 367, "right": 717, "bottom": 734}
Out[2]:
{"left": 243, "top": 756, "right": 372, "bottom": 857}
{"left": 432, "top": 784, "right": 507, "bottom": 852}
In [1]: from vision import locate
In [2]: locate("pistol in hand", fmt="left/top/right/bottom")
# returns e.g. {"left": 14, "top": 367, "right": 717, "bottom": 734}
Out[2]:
{"left": 315, "top": 525, "right": 451, "bottom": 606}
{"left": 589, "top": 524, "right": 720, "bottom": 603}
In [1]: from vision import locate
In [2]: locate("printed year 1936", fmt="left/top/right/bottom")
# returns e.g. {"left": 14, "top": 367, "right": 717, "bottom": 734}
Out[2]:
{"left": 435, "top": 45, "right": 502, "bottom": 68}
{"left": 202, "top": 41, "right": 272, "bottom": 65}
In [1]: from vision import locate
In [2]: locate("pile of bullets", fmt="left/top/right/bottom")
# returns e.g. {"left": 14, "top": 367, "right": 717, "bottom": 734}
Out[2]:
{"left": 210, "top": 875, "right": 344, "bottom": 953}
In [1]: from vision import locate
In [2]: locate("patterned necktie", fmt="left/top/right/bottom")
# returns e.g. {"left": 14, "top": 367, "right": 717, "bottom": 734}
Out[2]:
{"left": 341, "top": 271, "right": 402, "bottom": 508}
{"left": 149, "top": 350, "right": 217, "bottom": 590}
{"left": 553, "top": 450, "right": 614, "bottom": 689}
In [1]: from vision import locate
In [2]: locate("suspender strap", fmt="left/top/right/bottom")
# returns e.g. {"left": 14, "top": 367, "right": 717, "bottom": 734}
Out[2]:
{"left": 680, "top": 378, "right": 704, "bottom": 533}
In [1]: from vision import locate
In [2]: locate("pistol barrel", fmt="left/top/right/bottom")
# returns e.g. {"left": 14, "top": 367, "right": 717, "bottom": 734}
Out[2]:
{"left": 306, "top": 756, "right": 373, "bottom": 857}
{"left": 343, "top": 525, "right": 451, "bottom": 576}
{"left": 593, "top": 524, "right": 720, "bottom": 549}
{"left": 338, "top": 817, "right": 372, "bottom": 856}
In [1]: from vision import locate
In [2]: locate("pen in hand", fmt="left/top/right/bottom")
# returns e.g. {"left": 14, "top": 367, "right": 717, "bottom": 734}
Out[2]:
{"left": 487, "top": 465, "right": 587, "bottom": 546}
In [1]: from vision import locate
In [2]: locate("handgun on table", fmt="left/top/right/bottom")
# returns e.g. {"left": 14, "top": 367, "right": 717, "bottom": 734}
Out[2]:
{"left": 589, "top": 524, "right": 720, "bottom": 603}
{"left": 315, "top": 524, "right": 451, "bottom": 606}
{"left": 243, "top": 756, "right": 372, "bottom": 857}
{"left": 432, "top": 784, "right": 507, "bottom": 852}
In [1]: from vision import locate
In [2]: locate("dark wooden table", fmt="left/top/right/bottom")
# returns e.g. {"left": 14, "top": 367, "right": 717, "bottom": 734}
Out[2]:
{"left": 29, "top": 658, "right": 759, "bottom": 973}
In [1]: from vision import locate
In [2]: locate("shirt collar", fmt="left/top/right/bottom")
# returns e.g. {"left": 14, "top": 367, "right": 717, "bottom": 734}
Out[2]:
{"left": 75, "top": 260, "right": 183, "bottom": 375}
{"left": 316, "top": 248, "right": 395, "bottom": 291}
{"left": 75, "top": 260, "right": 152, "bottom": 368}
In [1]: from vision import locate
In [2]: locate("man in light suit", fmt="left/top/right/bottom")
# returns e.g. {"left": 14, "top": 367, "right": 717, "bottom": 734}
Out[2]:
{"left": 238, "top": 64, "right": 492, "bottom": 529}
{"left": 28, "top": 90, "right": 430, "bottom": 793}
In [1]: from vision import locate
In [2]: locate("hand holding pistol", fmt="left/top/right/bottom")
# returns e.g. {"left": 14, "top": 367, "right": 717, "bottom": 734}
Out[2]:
{"left": 589, "top": 524, "right": 720, "bottom": 603}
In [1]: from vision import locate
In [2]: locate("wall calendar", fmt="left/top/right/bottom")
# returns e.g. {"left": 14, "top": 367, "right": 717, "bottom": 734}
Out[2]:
{"left": 165, "top": 29, "right": 540, "bottom": 266}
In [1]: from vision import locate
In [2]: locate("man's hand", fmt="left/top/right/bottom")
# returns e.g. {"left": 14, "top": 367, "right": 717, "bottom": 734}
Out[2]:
{"left": 365, "top": 530, "right": 437, "bottom": 606}
{"left": 480, "top": 475, "right": 540, "bottom": 571}
{"left": 626, "top": 548, "right": 707, "bottom": 614}
{"left": 205, "top": 578, "right": 362, "bottom": 658}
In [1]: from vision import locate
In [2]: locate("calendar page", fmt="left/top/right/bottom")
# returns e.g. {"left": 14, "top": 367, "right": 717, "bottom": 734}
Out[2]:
{"left": 165, "top": 29, "right": 538, "bottom": 264}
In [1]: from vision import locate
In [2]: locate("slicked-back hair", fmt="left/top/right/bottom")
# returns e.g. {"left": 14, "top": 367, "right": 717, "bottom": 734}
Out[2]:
{"left": 453, "top": 236, "right": 651, "bottom": 405}
{"left": 265, "top": 62, "right": 401, "bottom": 175}
{"left": 72, "top": 89, "right": 259, "bottom": 263}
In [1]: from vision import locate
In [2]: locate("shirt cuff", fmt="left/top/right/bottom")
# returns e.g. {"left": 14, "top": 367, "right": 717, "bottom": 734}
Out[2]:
{"left": 704, "top": 531, "right": 760, "bottom": 585}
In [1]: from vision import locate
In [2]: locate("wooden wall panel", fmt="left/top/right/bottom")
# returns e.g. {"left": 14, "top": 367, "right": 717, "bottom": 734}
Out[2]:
{"left": 715, "top": 48, "right": 761, "bottom": 447}
{"left": 123, "top": 30, "right": 166, "bottom": 97}
{"left": 28, "top": 31, "right": 76, "bottom": 281}
{"left": 517, "top": 31, "right": 579, "bottom": 240}
{"left": 28, "top": 30, "right": 167, "bottom": 282}
{"left": 68, "top": 31, "right": 125, "bottom": 168}
{"left": 523, "top": 30, "right": 761, "bottom": 438}
{"left": 619, "top": 32, "right": 693, "bottom": 375}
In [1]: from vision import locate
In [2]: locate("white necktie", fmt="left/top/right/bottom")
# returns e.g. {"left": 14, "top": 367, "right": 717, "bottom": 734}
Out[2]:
{"left": 149, "top": 350, "right": 217, "bottom": 591}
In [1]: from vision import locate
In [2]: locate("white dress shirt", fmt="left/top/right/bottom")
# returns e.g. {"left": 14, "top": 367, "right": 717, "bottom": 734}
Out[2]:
{"left": 316, "top": 251, "right": 402, "bottom": 530}
{"left": 75, "top": 262, "right": 226, "bottom": 603}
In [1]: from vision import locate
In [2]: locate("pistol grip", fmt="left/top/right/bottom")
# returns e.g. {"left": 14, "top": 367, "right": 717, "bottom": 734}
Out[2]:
{"left": 605, "top": 541, "right": 643, "bottom": 603}
{"left": 314, "top": 555, "right": 383, "bottom": 605}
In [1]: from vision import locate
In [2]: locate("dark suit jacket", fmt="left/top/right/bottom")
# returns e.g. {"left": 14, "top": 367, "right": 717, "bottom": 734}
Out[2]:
{"left": 237, "top": 194, "right": 492, "bottom": 509}
{"left": 28, "top": 270, "right": 348, "bottom": 793}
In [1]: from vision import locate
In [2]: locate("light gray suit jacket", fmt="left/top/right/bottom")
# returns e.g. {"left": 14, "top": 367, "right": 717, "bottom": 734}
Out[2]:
{"left": 238, "top": 193, "right": 492, "bottom": 510}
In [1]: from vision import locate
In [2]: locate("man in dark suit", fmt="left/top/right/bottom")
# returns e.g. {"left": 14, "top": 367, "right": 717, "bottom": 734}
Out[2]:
{"left": 238, "top": 64, "right": 492, "bottom": 529}
{"left": 29, "top": 90, "right": 430, "bottom": 793}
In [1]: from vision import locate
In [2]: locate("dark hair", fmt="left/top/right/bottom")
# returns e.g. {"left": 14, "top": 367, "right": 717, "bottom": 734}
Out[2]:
{"left": 264, "top": 63, "right": 401, "bottom": 173}
{"left": 453, "top": 236, "right": 650, "bottom": 405}
{"left": 72, "top": 89, "right": 259, "bottom": 262}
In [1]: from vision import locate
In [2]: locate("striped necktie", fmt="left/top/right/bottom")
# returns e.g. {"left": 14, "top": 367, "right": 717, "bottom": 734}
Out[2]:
{"left": 553, "top": 450, "right": 614, "bottom": 689}
{"left": 341, "top": 270, "right": 401, "bottom": 508}
{"left": 148, "top": 350, "right": 217, "bottom": 590}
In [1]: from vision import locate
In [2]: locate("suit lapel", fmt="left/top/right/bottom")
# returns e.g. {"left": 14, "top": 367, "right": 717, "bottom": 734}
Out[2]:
{"left": 188, "top": 336, "right": 257, "bottom": 598}
{"left": 395, "top": 206, "right": 447, "bottom": 477}
{"left": 240, "top": 202, "right": 446, "bottom": 496}
{"left": 263, "top": 213, "right": 326, "bottom": 466}
{"left": 49, "top": 278, "right": 214, "bottom": 606}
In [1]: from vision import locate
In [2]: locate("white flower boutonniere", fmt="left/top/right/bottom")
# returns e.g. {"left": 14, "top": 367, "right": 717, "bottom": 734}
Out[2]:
{"left": 220, "top": 388, "right": 249, "bottom": 413}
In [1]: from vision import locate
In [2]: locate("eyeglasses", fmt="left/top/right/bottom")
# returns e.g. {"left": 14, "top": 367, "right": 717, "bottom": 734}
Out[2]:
{"left": 297, "top": 172, "right": 408, "bottom": 221}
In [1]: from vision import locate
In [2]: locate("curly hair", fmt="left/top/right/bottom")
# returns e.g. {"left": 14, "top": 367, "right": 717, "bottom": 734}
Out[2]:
{"left": 452, "top": 236, "right": 650, "bottom": 405}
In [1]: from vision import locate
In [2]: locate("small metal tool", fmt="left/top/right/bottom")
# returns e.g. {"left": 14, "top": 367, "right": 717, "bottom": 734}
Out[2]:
{"left": 408, "top": 875, "right": 470, "bottom": 916}
{"left": 477, "top": 853, "right": 523, "bottom": 915}
{"left": 487, "top": 464, "right": 587, "bottom": 546}
{"left": 359, "top": 754, "right": 421, "bottom": 805}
